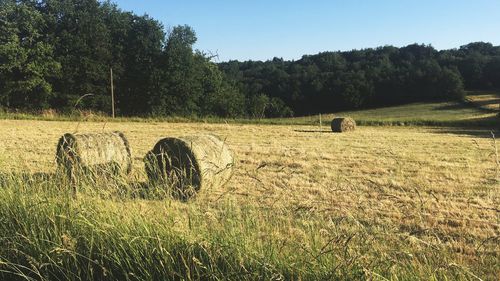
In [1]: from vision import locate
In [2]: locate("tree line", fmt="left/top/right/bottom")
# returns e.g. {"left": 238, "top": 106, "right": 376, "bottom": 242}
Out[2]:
{"left": 1, "top": 0, "right": 499, "bottom": 118}
{"left": 220, "top": 42, "right": 500, "bottom": 116}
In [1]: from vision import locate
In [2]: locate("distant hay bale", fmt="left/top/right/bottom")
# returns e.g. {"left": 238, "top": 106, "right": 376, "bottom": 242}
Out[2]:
{"left": 56, "top": 131, "right": 132, "bottom": 179}
{"left": 331, "top": 117, "right": 356, "bottom": 132}
{"left": 144, "top": 134, "right": 234, "bottom": 197}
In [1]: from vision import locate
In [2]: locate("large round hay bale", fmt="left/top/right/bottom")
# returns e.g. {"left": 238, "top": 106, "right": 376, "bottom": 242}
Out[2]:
{"left": 331, "top": 117, "right": 356, "bottom": 132}
{"left": 56, "top": 131, "right": 132, "bottom": 178}
{"left": 144, "top": 134, "right": 234, "bottom": 197}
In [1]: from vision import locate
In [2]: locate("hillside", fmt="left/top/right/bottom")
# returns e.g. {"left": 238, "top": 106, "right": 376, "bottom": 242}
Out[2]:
{"left": 266, "top": 97, "right": 499, "bottom": 128}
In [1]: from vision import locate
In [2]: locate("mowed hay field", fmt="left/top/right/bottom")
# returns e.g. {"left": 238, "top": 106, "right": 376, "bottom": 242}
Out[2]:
{"left": 0, "top": 119, "right": 499, "bottom": 280}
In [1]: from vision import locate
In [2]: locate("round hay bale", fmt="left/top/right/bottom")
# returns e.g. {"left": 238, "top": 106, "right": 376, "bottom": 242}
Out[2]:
{"left": 145, "top": 134, "right": 234, "bottom": 197}
{"left": 331, "top": 117, "right": 356, "bottom": 132}
{"left": 56, "top": 131, "right": 132, "bottom": 178}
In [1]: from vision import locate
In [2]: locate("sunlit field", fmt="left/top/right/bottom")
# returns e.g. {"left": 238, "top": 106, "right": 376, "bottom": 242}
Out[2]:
{"left": 1, "top": 0, "right": 499, "bottom": 279}
{"left": 0, "top": 117, "right": 498, "bottom": 280}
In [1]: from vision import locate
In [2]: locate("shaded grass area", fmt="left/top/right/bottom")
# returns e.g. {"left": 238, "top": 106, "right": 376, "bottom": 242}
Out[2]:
{"left": 464, "top": 91, "right": 500, "bottom": 112}
{"left": 0, "top": 173, "right": 493, "bottom": 281}
{"left": 270, "top": 101, "right": 498, "bottom": 127}
{"left": 1, "top": 98, "right": 498, "bottom": 128}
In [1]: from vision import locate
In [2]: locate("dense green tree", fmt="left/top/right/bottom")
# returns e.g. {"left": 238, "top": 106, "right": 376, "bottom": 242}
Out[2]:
{"left": 42, "top": 0, "right": 112, "bottom": 110}
{"left": 199, "top": 59, "right": 245, "bottom": 117}
{"left": 113, "top": 13, "right": 165, "bottom": 115}
{"left": 484, "top": 57, "right": 500, "bottom": 89}
{"left": 150, "top": 25, "right": 201, "bottom": 116}
{"left": 0, "top": 0, "right": 60, "bottom": 109}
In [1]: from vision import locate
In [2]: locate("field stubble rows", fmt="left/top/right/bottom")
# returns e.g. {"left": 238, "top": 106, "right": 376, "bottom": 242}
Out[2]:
{"left": 0, "top": 119, "right": 498, "bottom": 279}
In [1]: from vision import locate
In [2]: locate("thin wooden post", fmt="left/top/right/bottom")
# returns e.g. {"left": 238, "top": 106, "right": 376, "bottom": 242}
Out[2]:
{"left": 319, "top": 113, "right": 322, "bottom": 128}
{"left": 110, "top": 67, "right": 115, "bottom": 118}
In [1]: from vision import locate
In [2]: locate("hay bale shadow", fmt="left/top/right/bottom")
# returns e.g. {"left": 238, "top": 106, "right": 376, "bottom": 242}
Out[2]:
{"left": 293, "top": 129, "right": 333, "bottom": 133}
{"left": 128, "top": 180, "right": 195, "bottom": 202}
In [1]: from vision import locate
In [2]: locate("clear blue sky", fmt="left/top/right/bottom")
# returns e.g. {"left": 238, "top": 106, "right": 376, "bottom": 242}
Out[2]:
{"left": 111, "top": 0, "right": 500, "bottom": 62}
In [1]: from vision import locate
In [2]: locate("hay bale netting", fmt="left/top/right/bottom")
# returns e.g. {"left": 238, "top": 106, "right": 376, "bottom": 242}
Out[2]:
{"left": 56, "top": 131, "right": 132, "bottom": 178}
{"left": 144, "top": 134, "right": 234, "bottom": 196}
{"left": 331, "top": 117, "right": 356, "bottom": 132}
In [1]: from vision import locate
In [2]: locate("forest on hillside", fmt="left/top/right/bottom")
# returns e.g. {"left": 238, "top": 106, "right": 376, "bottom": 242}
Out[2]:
{"left": 221, "top": 43, "right": 500, "bottom": 116}
{"left": 1, "top": 0, "right": 499, "bottom": 118}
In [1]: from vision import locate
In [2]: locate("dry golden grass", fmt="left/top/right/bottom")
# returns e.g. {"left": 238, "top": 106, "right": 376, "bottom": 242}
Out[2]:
{"left": 0, "top": 119, "right": 499, "bottom": 278}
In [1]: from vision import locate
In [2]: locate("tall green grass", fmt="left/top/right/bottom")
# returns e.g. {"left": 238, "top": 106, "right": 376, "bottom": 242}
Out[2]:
{"left": 0, "top": 173, "right": 359, "bottom": 280}
{"left": 0, "top": 173, "right": 494, "bottom": 280}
